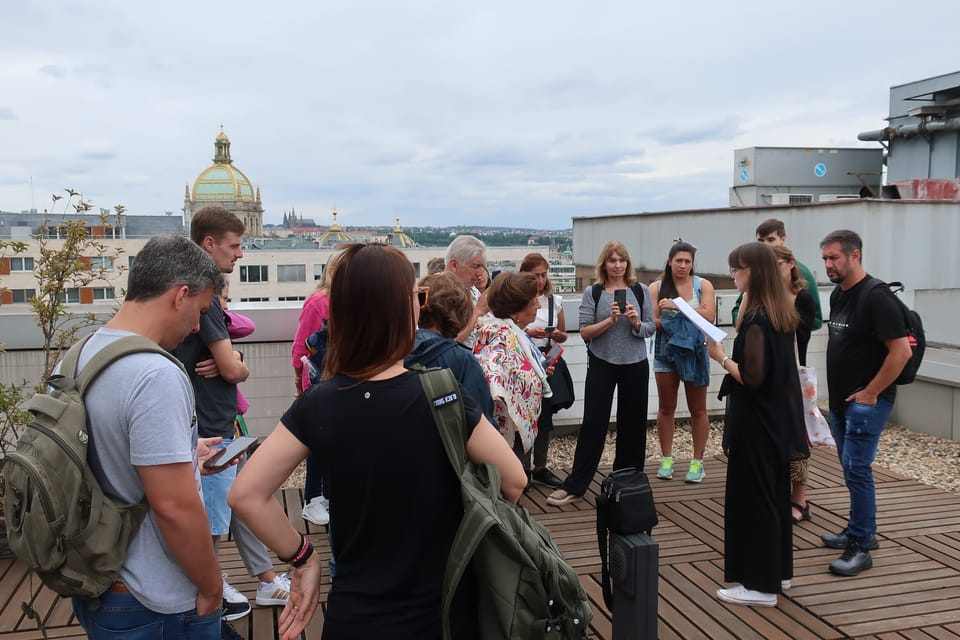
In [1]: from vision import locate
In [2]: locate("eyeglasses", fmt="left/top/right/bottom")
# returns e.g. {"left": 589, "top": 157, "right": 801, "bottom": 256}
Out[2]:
{"left": 417, "top": 286, "right": 430, "bottom": 308}
{"left": 729, "top": 267, "right": 749, "bottom": 276}
{"left": 466, "top": 262, "right": 486, "bottom": 271}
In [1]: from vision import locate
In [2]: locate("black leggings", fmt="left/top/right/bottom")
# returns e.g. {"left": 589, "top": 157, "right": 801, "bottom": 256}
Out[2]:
{"left": 561, "top": 353, "right": 649, "bottom": 496}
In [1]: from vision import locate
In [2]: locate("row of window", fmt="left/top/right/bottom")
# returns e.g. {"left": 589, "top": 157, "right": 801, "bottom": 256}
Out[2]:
{"left": 1, "top": 287, "right": 115, "bottom": 304}
{"left": 8, "top": 257, "right": 115, "bottom": 272}
{"left": 2, "top": 288, "right": 307, "bottom": 306}
{"left": 239, "top": 264, "right": 308, "bottom": 283}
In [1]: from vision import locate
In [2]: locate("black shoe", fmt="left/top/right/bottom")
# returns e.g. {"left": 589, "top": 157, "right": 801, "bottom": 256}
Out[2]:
{"left": 222, "top": 599, "right": 251, "bottom": 622}
{"left": 221, "top": 620, "right": 243, "bottom": 640}
{"left": 531, "top": 467, "right": 563, "bottom": 489}
{"left": 829, "top": 540, "right": 873, "bottom": 576}
{"left": 821, "top": 529, "right": 879, "bottom": 550}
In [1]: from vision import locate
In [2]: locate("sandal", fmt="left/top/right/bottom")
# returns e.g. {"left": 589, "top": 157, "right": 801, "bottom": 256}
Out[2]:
{"left": 547, "top": 489, "right": 581, "bottom": 506}
{"left": 791, "top": 501, "right": 812, "bottom": 524}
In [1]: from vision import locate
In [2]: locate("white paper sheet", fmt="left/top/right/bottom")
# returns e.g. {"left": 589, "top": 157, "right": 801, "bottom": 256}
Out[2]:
{"left": 670, "top": 297, "right": 728, "bottom": 343}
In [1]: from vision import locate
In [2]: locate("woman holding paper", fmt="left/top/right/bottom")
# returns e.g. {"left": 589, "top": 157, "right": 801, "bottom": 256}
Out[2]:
{"left": 650, "top": 241, "right": 715, "bottom": 483}
{"left": 707, "top": 242, "right": 808, "bottom": 608}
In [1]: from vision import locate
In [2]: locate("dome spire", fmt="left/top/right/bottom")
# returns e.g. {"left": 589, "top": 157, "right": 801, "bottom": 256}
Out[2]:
{"left": 214, "top": 125, "right": 232, "bottom": 164}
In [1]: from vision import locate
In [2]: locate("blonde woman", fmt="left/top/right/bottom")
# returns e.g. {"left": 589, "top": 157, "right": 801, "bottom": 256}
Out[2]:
{"left": 547, "top": 241, "right": 655, "bottom": 506}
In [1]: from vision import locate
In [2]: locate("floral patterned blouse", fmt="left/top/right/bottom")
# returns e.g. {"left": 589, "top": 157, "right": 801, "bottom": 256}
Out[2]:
{"left": 473, "top": 317, "right": 545, "bottom": 452}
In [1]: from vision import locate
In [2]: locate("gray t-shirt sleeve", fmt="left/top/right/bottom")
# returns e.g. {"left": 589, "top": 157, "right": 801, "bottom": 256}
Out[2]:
{"left": 126, "top": 362, "right": 196, "bottom": 468}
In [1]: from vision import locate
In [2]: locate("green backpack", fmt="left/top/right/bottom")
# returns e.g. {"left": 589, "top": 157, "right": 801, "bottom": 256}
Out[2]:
{"left": 1, "top": 335, "right": 184, "bottom": 600}
{"left": 417, "top": 367, "right": 593, "bottom": 639}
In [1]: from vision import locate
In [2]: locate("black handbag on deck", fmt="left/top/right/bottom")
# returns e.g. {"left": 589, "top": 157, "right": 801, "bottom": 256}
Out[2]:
{"left": 543, "top": 295, "right": 575, "bottom": 413}
{"left": 595, "top": 467, "right": 657, "bottom": 609}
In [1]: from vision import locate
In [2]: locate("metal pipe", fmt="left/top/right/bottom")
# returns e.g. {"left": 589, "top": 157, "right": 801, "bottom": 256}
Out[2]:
{"left": 858, "top": 117, "right": 960, "bottom": 141}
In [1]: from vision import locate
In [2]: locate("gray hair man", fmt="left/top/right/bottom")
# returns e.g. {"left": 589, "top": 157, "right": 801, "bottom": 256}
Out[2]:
{"left": 71, "top": 235, "right": 227, "bottom": 638}
{"left": 445, "top": 234, "right": 488, "bottom": 345}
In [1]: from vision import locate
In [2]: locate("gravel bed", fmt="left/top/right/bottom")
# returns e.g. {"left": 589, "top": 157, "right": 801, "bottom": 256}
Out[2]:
{"left": 282, "top": 420, "right": 960, "bottom": 497}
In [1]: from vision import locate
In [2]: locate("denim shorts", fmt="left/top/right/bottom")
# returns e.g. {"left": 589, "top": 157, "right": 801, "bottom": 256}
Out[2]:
{"left": 73, "top": 592, "right": 221, "bottom": 639}
{"left": 652, "top": 357, "right": 676, "bottom": 374}
{"left": 201, "top": 438, "right": 238, "bottom": 536}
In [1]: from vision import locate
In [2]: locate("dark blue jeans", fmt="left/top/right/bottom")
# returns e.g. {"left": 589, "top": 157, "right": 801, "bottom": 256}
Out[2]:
{"left": 828, "top": 398, "right": 893, "bottom": 544}
{"left": 72, "top": 592, "right": 220, "bottom": 639}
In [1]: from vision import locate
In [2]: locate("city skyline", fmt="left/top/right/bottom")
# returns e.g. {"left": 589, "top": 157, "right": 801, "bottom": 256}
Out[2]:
{"left": 2, "top": 1, "right": 957, "bottom": 229}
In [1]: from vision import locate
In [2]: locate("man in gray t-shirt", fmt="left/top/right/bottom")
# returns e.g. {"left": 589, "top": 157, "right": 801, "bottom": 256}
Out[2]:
{"left": 70, "top": 235, "right": 225, "bottom": 639}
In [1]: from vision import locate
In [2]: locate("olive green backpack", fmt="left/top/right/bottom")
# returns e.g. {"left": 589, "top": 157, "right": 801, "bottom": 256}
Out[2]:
{"left": 1, "top": 335, "right": 184, "bottom": 601}
{"left": 417, "top": 366, "right": 593, "bottom": 639}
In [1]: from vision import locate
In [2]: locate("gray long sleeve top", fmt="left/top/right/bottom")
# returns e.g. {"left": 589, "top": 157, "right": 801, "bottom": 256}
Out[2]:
{"left": 579, "top": 284, "right": 656, "bottom": 365}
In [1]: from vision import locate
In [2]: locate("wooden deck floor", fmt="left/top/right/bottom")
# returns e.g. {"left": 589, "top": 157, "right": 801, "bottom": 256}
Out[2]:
{"left": 2, "top": 446, "right": 960, "bottom": 639}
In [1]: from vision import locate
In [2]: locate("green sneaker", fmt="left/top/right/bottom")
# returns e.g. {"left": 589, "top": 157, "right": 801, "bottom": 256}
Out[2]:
{"left": 657, "top": 457, "right": 674, "bottom": 480}
{"left": 685, "top": 459, "right": 705, "bottom": 483}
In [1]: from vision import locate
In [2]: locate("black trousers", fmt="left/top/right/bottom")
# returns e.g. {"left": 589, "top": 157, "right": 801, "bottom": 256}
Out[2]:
{"left": 562, "top": 352, "right": 649, "bottom": 496}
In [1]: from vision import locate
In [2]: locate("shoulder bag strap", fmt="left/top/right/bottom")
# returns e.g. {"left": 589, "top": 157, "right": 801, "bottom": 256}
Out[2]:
{"left": 595, "top": 489, "right": 614, "bottom": 610}
{"left": 546, "top": 295, "right": 554, "bottom": 349}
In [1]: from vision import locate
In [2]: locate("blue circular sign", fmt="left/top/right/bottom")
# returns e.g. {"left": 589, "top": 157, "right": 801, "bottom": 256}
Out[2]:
{"left": 739, "top": 169, "right": 749, "bottom": 182}
{"left": 814, "top": 163, "right": 827, "bottom": 177}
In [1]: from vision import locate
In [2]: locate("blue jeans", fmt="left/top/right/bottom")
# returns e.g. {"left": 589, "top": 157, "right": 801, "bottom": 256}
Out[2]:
{"left": 828, "top": 398, "right": 893, "bottom": 544}
{"left": 72, "top": 592, "right": 220, "bottom": 639}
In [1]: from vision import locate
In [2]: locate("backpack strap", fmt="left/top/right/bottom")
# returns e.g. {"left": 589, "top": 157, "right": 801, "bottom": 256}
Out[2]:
{"left": 591, "top": 283, "right": 602, "bottom": 310}
{"left": 416, "top": 365, "right": 504, "bottom": 640}
{"left": 71, "top": 335, "right": 186, "bottom": 395}
{"left": 631, "top": 282, "right": 645, "bottom": 311}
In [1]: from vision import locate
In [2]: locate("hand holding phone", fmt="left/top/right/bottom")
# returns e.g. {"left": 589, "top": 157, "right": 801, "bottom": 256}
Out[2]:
{"left": 543, "top": 325, "right": 556, "bottom": 335}
{"left": 203, "top": 436, "right": 259, "bottom": 470}
{"left": 542, "top": 342, "right": 564, "bottom": 368}
{"left": 613, "top": 289, "right": 627, "bottom": 314}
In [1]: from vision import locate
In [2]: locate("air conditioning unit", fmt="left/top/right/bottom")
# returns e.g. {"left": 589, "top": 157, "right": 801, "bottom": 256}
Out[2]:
{"left": 769, "top": 193, "right": 814, "bottom": 205}
{"left": 819, "top": 194, "right": 860, "bottom": 202}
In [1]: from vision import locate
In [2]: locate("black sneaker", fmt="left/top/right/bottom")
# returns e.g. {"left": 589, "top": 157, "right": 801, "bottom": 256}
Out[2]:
{"left": 821, "top": 529, "right": 879, "bottom": 550}
{"left": 222, "top": 598, "right": 251, "bottom": 622}
{"left": 531, "top": 467, "right": 563, "bottom": 489}
{"left": 221, "top": 620, "right": 243, "bottom": 640}
{"left": 829, "top": 540, "right": 873, "bottom": 576}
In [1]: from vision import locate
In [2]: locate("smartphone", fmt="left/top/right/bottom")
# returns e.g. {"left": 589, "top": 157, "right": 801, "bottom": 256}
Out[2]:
{"left": 543, "top": 325, "right": 556, "bottom": 334}
{"left": 614, "top": 289, "right": 627, "bottom": 313}
{"left": 542, "top": 342, "right": 564, "bottom": 368}
{"left": 204, "top": 436, "right": 259, "bottom": 470}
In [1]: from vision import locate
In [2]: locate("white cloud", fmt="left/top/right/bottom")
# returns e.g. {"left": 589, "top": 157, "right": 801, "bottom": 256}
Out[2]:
{"left": 0, "top": 0, "right": 956, "bottom": 228}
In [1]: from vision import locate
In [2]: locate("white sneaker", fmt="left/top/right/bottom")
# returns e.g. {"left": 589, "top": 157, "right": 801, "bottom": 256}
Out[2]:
{"left": 222, "top": 575, "right": 248, "bottom": 604}
{"left": 302, "top": 496, "right": 330, "bottom": 526}
{"left": 256, "top": 572, "right": 291, "bottom": 606}
{"left": 781, "top": 579, "right": 791, "bottom": 591}
{"left": 716, "top": 585, "right": 777, "bottom": 607}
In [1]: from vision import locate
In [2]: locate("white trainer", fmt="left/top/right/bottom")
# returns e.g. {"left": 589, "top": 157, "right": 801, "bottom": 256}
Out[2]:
{"left": 781, "top": 579, "right": 791, "bottom": 591}
{"left": 222, "top": 575, "right": 248, "bottom": 604}
{"left": 302, "top": 496, "right": 330, "bottom": 526}
{"left": 717, "top": 585, "right": 777, "bottom": 607}
{"left": 256, "top": 572, "right": 291, "bottom": 606}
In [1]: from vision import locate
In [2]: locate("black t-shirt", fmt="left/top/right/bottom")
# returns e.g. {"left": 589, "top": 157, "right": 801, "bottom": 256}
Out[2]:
{"left": 171, "top": 297, "right": 237, "bottom": 437}
{"left": 281, "top": 370, "right": 480, "bottom": 640}
{"left": 826, "top": 275, "right": 908, "bottom": 411}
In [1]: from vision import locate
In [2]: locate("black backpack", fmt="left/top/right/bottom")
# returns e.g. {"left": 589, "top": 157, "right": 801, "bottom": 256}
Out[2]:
{"left": 1, "top": 334, "right": 185, "bottom": 600}
{"left": 417, "top": 366, "right": 592, "bottom": 639}
{"left": 304, "top": 319, "right": 328, "bottom": 385}
{"left": 857, "top": 278, "right": 925, "bottom": 385}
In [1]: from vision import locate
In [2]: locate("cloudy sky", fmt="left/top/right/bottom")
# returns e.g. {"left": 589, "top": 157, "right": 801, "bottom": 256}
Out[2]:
{"left": 1, "top": 1, "right": 956, "bottom": 230}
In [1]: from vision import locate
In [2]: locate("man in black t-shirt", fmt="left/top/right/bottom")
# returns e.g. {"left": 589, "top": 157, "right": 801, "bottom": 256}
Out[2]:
{"left": 820, "top": 230, "right": 911, "bottom": 577}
